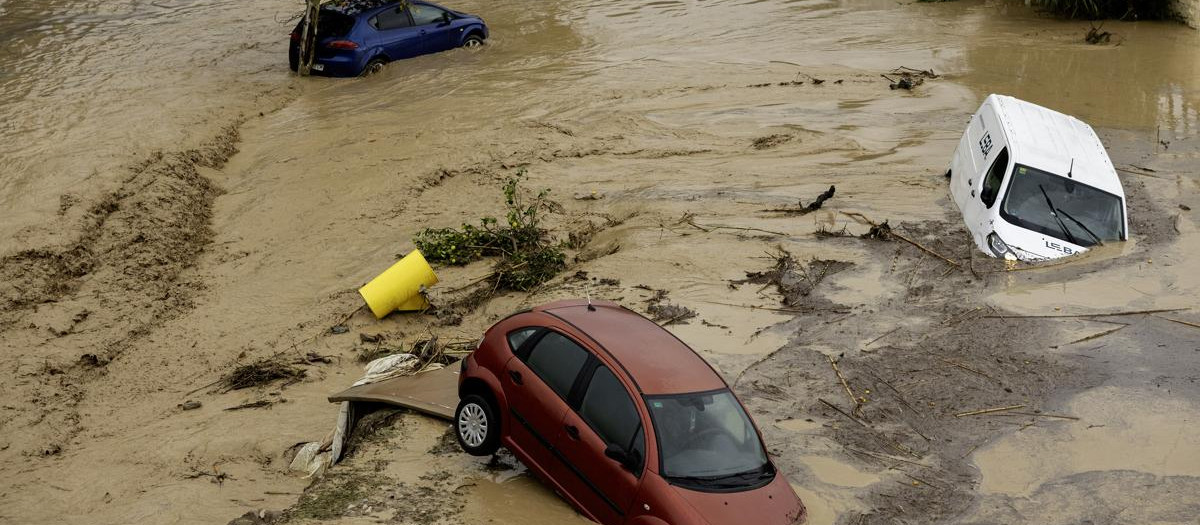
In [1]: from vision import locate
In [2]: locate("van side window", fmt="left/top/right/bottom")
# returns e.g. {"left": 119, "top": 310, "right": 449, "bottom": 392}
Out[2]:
{"left": 980, "top": 147, "right": 1009, "bottom": 209}
{"left": 524, "top": 332, "right": 589, "bottom": 399}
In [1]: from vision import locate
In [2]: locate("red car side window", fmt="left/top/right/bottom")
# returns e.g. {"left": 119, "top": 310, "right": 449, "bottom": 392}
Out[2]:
{"left": 524, "top": 332, "right": 589, "bottom": 399}
{"left": 579, "top": 365, "right": 644, "bottom": 472}
{"left": 506, "top": 327, "right": 540, "bottom": 353}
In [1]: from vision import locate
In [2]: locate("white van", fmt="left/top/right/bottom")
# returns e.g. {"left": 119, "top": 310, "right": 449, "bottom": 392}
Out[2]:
{"left": 948, "top": 95, "right": 1128, "bottom": 261}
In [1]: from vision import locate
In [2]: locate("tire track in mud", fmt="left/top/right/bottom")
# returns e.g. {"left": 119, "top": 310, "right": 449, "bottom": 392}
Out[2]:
{"left": 0, "top": 122, "right": 243, "bottom": 457}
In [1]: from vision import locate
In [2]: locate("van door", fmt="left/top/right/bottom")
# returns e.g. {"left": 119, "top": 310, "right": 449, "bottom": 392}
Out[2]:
{"left": 960, "top": 104, "right": 1007, "bottom": 246}
{"left": 950, "top": 112, "right": 981, "bottom": 211}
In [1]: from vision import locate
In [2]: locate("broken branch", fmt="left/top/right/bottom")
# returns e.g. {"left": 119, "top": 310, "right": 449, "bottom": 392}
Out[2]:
{"left": 955, "top": 405, "right": 1025, "bottom": 418}
{"left": 827, "top": 355, "right": 862, "bottom": 415}
{"left": 818, "top": 397, "right": 868, "bottom": 427}
{"left": 982, "top": 308, "right": 1188, "bottom": 319}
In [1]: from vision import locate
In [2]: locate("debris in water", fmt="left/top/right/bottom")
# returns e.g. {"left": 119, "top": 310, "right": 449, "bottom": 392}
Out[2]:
{"left": 414, "top": 170, "right": 565, "bottom": 292}
{"left": 752, "top": 134, "right": 793, "bottom": 150}
{"left": 645, "top": 289, "right": 697, "bottom": 325}
{"left": 224, "top": 399, "right": 278, "bottom": 411}
{"left": 735, "top": 248, "right": 852, "bottom": 307}
{"left": 815, "top": 224, "right": 853, "bottom": 239}
{"left": 1085, "top": 24, "right": 1112, "bottom": 44}
{"left": 861, "top": 220, "right": 893, "bottom": 240}
{"left": 220, "top": 358, "right": 306, "bottom": 391}
{"left": 766, "top": 185, "right": 836, "bottom": 215}
{"left": 882, "top": 67, "right": 938, "bottom": 90}
{"left": 573, "top": 191, "right": 605, "bottom": 200}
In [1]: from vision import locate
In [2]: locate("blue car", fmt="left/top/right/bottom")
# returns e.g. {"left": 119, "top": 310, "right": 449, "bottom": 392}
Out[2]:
{"left": 289, "top": 0, "right": 487, "bottom": 77}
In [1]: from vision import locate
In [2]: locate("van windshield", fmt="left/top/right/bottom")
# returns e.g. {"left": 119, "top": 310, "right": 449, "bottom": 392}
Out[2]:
{"left": 645, "top": 389, "right": 772, "bottom": 490}
{"left": 1000, "top": 164, "right": 1124, "bottom": 247}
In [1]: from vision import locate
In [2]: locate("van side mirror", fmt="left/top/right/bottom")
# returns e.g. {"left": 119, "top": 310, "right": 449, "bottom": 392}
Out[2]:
{"left": 604, "top": 443, "right": 639, "bottom": 471}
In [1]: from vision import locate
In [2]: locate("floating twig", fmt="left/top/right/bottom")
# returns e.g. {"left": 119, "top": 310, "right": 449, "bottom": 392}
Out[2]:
{"left": 224, "top": 400, "right": 275, "bottom": 411}
{"left": 982, "top": 308, "right": 1188, "bottom": 319}
{"left": 1154, "top": 315, "right": 1200, "bottom": 330}
{"left": 1054, "top": 324, "right": 1128, "bottom": 347}
{"left": 818, "top": 397, "right": 868, "bottom": 428}
{"left": 864, "top": 326, "right": 902, "bottom": 348}
{"left": 1009, "top": 411, "right": 1080, "bottom": 421}
{"left": 827, "top": 355, "right": 863, "bottom": 415}
{"left": 890, "top": 230, "right": 960, "bottom": 268}
{"left": 939, "top": 358, "right": 994, "bottom": 381}
{"left": 955, "top": 405, "right": 1025, "bottom": 418}
{"left": 844, "top": 445, "right": 931, "bottom": 468}
{"left": 684, "top": 217, "right": 788, "bottom": 236}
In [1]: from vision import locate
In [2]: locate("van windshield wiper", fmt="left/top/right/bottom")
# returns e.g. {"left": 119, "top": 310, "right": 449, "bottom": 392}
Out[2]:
{"left": 1056, "top": 208, "right": 1104, "bottom": 247}
{"left": 1038, "top": 185, "right": 1079, "bottom": 245}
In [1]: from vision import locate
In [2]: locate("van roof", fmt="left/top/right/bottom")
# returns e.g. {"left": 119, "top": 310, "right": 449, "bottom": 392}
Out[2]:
{"left": 988, "top": 94, "right": 1124, "bottom": 197}
{"left": 534, "top": 300, "right": 727, "bottom": 396}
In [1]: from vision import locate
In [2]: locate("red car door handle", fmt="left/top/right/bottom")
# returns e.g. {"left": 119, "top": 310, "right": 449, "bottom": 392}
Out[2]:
{"left": 507, "top": 370, "right": 523, "bottom": 385}
{"left": 565, "top": 424, "right": 580, "bottom": 440}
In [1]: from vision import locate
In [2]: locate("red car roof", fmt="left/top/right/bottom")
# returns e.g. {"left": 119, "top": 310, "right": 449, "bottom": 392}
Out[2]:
{"left": 534, "top": 299, "right": 727, "bottom": 395}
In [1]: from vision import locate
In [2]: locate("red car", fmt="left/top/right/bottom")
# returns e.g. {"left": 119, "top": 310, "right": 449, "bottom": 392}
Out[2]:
{"left": 455, "top": 299, "right": 806, "bottom": 525}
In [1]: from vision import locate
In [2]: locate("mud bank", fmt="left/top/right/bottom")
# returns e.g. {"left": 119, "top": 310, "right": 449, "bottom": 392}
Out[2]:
{"left": 1, "top": 0, "right": 1198, "bottom": 524}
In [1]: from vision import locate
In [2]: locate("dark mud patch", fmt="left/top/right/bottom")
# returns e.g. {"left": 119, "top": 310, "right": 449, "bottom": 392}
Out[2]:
{"left": 0, "top": 123, "right": 242, "bottom": 458}
{"left": 734, "top": 220, "right": 1106, "bottom": 524}
{"left": 284, "top": 469, "right": 388, "bottom": 521}
{"left": 279, "top": 460, "right": 464, "bottom": 524}
{"left": 0, "top": 123, "right": 236, "bottom": 318}
{"left": 341, "top": 407, "right": 408, "bottom": 460}
{"left": 426, "top": 426, "right": 459, "bottom": 456}
{"left": 752, "top": 134, "right": 793, "bottom": 150}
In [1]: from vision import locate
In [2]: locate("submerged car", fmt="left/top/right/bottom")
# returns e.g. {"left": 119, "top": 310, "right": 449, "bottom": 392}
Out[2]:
{"left": 455, "top": 299, "right": 806, "bottom": 525}
{"left": 948, "top": 94, "right": 1128, "bottom": 260}
{"left": 288, "top": 0, "right": 487, "bottom": 77}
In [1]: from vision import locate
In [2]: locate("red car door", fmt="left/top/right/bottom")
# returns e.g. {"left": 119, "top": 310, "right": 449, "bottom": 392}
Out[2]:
{"left": 501, "top": 331, "right": 591, "bottom": 497}
{"left": 556, "top": 363, "right": 645, "bottom": 524}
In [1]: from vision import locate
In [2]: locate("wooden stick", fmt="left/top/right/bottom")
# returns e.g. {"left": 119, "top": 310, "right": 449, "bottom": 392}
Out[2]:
{"left": 700, "top": 299, "right": 850, "bottom": 315}
{"left": 955, "top": 405, "right": 1025, "bottom": 418}
{"left": 1054, "top": 325, "right": 1127, "bottom": 347}
{"left": 1009, "top": 411, "right": 1080, "bottom": 421}
{"left": 827, "top": 355, "right": 862, "bottom": 414}
{"left": 1154, "top": 315, "right": 1200, "bottom": 330}
{"left": 890, "top": 230, "right": 961, "bottom": 268}
{"left": 982, "top": 308, "right": 1188, "bottom": 319}
{"left": 844, "top": 445, "right": 931, "bottom": 468}
{"left": 819, "top": 397, "right": 868, "bottom": 427}
{"left": 1115, "top": 166, "right": 1172, "bottom": 180}
{"left": 687, "top": 219, "right": 788, "bottom": 237}
{"left": 865, "top": 326, "right": 902, "bottom": 348}
{"left": 939, "top": 358, "right": 994, "bottom": 381}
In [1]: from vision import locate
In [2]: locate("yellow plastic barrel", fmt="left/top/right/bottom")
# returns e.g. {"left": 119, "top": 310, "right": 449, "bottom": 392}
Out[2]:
{"left": 358, "top": 249, "right": 439, "bottom": 319}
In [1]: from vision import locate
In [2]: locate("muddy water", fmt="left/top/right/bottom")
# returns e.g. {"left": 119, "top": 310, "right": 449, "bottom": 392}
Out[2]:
{"left": 2, "top": 0, "right": 1199, "bottom": 523}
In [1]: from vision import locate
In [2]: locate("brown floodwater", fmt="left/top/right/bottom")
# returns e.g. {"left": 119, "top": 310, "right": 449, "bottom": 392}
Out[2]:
{"left": 2, "top": 0, "right": 1196, "bottom": 255}
{"left": 1, "top": 0, "right": 1197, "bottom": 523}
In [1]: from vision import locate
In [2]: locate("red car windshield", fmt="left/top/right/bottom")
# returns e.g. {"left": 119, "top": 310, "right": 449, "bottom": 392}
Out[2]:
{"left": 646, "top": 389, "right": 771, "bottom": 488}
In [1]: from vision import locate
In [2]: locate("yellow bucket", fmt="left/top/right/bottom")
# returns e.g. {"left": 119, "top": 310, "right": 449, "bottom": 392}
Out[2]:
{"left": 358, "top": 249, "right": 439, "bottom": 319}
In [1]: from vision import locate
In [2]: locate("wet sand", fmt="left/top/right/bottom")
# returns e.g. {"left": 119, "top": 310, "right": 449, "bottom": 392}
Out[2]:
{"left": 1, "top": 0, "right": 1198, "bottom": 524}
